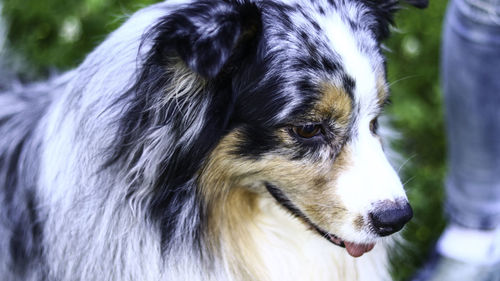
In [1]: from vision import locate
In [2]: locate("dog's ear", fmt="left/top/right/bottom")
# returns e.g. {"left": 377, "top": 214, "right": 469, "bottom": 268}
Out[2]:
{"left": 152, "top": 0, "right": 261, "bottom": 78}
{"left": 403, "top": 0, "right": 429, "bottom": 9}
{"left": 364, "top": 0, "right": 428, "bottom": 41}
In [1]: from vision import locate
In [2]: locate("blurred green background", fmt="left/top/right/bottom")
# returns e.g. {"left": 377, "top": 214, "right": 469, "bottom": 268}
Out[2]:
{"left": 386, "top": 2, "right": 448, "bottom": 280}
{"left": 1, "top": 1, "right": 448, "bottom": 280}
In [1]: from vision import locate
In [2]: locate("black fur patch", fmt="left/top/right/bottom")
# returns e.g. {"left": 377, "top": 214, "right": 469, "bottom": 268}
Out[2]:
{"left": 233, "top": 125, "right": 282, "bottom": 158}
{"left": 107, "top": 0, "right": 264, "bottom": 251}
{"left": 360, "top": 0, "right": 428, "bottom": 41}
{"left": 150, "top": 0, "right": 261, "bottom": 78}
{"left": 359, "top": 0, "right": 400, "bottom": 42}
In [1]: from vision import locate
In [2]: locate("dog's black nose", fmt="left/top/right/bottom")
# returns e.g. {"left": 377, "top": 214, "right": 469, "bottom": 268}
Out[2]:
{"left": 369, "top": 200, "right": 413, "bottom": 237}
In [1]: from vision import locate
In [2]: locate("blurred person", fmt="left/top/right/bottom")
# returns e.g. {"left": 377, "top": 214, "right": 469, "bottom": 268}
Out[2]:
{"left": 414, "top": 0, "right": 500, "bottom": 280}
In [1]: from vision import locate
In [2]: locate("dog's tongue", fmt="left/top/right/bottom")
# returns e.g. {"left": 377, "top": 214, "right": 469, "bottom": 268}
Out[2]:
{"left": 344, "top": 242, "right": 375, "bottom": 257}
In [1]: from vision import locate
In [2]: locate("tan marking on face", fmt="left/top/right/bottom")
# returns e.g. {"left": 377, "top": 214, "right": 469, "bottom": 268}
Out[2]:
{"left": 206, "top": 128, "right": 354, "bottom": 219}
{"left": 376, "top": 73, "right": 389, "bottom": 107}
{"left": 329, "top": 143, "right": 353, "bottom": 179}
{"left": 197, "top": 131, "right": 269, "bottom": 280}
{"left": 197, "top": 89, "right": 362, "bottom": 270}
{"left": 309, "top": 143, "right": 353, "bottom": 229}
{"left": 313, "top": 84, "right": 352, "bottom": 127}
{"left": 354, "top": 215, "right": 365, "bottom": 231}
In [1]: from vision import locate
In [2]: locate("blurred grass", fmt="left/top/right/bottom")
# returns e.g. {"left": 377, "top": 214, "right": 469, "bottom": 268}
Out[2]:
{"left": 2, "top": 1, "right": 449, "bottom": 280}
{"left": 386, "top": 1, "right": 448, "bottom": 280}
{"left": 2, "top": 0, "right": 157, "bottom": 77}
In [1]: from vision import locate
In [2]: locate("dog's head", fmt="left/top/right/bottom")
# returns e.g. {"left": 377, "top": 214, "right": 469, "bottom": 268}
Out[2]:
{"left": 132, "top": 0, "right": 427, "bottom": 257}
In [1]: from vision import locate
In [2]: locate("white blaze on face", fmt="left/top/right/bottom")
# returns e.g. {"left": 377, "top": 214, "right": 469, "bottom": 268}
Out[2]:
{"left": 320, "top": 6, "right": 407, "bottom": 222}
{"left": 336, "top": 126, "right": 407, "bottom": 213}
{"left": 320, "top": 5, "right": 380, "bottom": 108}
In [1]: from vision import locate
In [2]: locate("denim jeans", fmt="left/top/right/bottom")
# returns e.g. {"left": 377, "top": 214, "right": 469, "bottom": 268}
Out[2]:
{"left": 442, "top": 0, "right": 500, "bottom": 229}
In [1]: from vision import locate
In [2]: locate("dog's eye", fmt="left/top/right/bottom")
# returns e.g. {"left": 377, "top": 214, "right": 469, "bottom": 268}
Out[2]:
{"left": 292, "top": 124, "right": 323, "bottom": 139}
{"left": 370, "top": 118, "right": 379, "bottom": 134}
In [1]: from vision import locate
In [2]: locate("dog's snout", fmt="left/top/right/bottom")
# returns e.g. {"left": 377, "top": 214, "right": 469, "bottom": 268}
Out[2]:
{"left": 369, "top": 200, "right": 413, "bottom": 237}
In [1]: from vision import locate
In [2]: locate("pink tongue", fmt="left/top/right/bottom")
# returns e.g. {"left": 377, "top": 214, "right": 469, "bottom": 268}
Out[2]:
{"left": 344, "top": 242, "right": 375, "bottom": 257}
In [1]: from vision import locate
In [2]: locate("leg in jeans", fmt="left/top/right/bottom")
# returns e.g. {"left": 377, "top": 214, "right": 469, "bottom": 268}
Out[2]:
{"left": 443, "top": 0, "right": 500, "bottom": 231}
{"left": 413, "top": 1, "right": 500, "bottom": 279}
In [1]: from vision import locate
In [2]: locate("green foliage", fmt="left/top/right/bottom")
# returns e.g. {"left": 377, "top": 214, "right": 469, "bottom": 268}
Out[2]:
{"left": 2, "top": 0, "right": 158, "bottom": 76}
{"left": 2, "top": 1, "right": 449, "bottom": 280}
{"left": 385, "top": 1, "right": 449, "bottom": 280}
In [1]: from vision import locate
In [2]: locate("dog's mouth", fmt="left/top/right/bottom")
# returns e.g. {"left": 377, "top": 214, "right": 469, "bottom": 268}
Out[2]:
{"left": 265, "top": 183, "right": 375, "bottom": 257}
{"left": 325, "top": 233, "right": 375, "bottom": 257}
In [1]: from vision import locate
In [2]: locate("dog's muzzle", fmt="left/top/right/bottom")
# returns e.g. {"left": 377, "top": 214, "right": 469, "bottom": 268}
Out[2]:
{"left": 265, "top": 183, "right": 379, "bottom": 257}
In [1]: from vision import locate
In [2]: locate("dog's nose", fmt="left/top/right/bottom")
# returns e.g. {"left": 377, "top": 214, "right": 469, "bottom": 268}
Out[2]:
{"left": 369, "top": 200, "right": 413, "bottom": 237}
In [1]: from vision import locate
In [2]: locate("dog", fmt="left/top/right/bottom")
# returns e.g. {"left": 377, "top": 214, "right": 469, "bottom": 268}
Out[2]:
{"left": 0, "top": 0, "right": 428, "bottom": 280}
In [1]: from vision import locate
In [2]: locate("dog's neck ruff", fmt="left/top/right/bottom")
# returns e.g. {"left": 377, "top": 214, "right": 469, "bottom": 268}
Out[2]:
{"left": 207, "top": 192, "right": 392, "bottom": 281}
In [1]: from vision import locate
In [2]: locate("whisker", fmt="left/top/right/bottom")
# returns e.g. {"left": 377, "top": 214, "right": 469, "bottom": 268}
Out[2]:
{"left": 388, "top": 74, "right": 422, "bottom": 87}
{"left": 397, "top": 154, "right": 417, "bottom": 173}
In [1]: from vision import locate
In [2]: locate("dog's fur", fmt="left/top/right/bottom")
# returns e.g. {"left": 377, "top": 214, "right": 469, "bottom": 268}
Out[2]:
{"left": 0, "top": 0, "right": 427, "bottom": 280}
